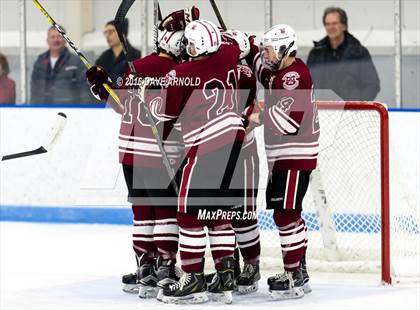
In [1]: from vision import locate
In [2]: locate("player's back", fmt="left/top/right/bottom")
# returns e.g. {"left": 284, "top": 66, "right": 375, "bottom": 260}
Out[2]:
{"left": 167, "top": 43, "right": 245, "bottom": 156}
{"left": 119, "top": 54, "right": 183, "bottom": 168}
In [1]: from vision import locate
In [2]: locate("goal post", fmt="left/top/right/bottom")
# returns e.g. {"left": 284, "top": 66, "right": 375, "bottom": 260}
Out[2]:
{"left": 252, "top": 101, "right": 419, "bottom": 285}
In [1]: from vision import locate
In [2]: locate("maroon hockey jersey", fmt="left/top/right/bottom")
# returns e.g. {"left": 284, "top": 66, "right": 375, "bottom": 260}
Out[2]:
{"left": 247, "top": 45, "right": 320, "bottom": 171}
{"left": 119, "top": 54, "right": 183, "bottom": 168}
{"left": 163, "top": 43, "right": 245, "bottom": 156}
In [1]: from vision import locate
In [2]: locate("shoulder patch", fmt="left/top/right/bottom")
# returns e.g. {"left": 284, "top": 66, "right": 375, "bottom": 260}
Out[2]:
{"left": 282, "top": 71, "right": 300, "bottom": 90}
{"left": 238, "top": 65, "right": 253, "bottom": 78}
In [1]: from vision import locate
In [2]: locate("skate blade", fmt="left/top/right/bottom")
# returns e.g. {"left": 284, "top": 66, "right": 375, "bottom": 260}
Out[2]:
{"left": 207, "top": 291, "right": 233, "bottom": 304}
{"left": 303, "top": 283, "right": 312, "bottom": 294}
{"left": 236, "top": 282, "right": 258, "bottom": 295}
{"left": 138, "top": 285, "right": 159, "bottom": 299}
{"left": 270, "top": 287, "right": 304, "bottom": 300}
{"left": 162, "top": 292, "right": 209, "bottom": 304}
{"left": 122, "top": 283, "right": 139, "bottom": 294}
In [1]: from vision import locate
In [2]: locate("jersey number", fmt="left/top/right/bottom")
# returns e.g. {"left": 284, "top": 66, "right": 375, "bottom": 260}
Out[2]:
{"left": 122, "top": 90, "right": 153, "bottom": 127}
{"left": 203, "top": 69, "right": 238, "bottom": 120}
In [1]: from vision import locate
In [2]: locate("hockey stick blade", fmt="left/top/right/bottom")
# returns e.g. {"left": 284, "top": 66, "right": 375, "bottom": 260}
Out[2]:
{"left": 1, "top": 146, "right": 47, "bottom": 161}
{"left": 1, "top": 113, "right": 67, "bottom": 161}
{"left": 42, "top": 112, "right": 67, "bottom": 152}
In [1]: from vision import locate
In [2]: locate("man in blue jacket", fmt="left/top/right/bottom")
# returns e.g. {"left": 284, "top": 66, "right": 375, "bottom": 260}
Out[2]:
{"left": 30, "top": 26, "right": 93, "bottom": 104}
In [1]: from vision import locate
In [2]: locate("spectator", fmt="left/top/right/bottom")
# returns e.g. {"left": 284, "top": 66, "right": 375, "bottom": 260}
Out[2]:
{"left": 0, "top": 53, "right": 16, "bottom": 104}
{"left": 30, "top": 26, "right": 93, "bottom": 104}
{"left": 307, "top": 7, "right": 380, "bottom": 101}
{"left": 95, "top": 19, "right": 141, "bottom": 84}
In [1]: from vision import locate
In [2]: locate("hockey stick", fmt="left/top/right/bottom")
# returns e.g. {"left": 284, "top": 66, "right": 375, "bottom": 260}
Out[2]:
{"left": 32, "top": 0, "right": 123, "bottom": 112}
{"left": 153, "top": 0, "right": 163, "bottom": 53}
{"left": 1, "top": 112, "right": 67, "bottom": 161}
{"left": 209, "top": 0, "right": 227, "bottom": 30}
{"left": 115, "top": 0, "right": 179, "bottom": 194}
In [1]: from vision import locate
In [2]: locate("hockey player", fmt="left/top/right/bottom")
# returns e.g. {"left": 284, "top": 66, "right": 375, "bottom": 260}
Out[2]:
{"left": 245, "top": 24, "right": 319, "bottom": 300}
{"left": 221, "top": 30, "right": 262, "bottom": 294}
{"left": 86, "top": 23, "right": 189, "bottom": 298}
{"left": 158, "top": 20, "right": 248, "bottom": 304}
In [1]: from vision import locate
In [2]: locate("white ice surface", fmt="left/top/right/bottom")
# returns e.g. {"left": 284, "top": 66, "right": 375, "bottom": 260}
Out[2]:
{"left": 1, "top": 222, "right": 419, "bottom": 310}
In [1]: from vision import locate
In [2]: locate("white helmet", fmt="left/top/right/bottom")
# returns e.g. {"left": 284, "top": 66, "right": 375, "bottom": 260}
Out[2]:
{"left": 184, "top": 20, "right": 221, "bottom": 57}
{"left": 224, "top": 29, "right": 250, "bottom": 59}
{"left": 261, "top": 24, "right": 297, "bottom": 70}
{"left": 158, "top": 29, "right": 185, "bottom": 58}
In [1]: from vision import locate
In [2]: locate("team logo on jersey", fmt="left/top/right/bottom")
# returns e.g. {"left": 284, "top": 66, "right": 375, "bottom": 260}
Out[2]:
{"left": 282, "top": 71, "right": 300, "bottom": 90}
{"left": 277, "top": 96, "right": 294, "bottom": 112}
{"left": 167, "top": 69, "right": 176, "bottom": 80}
{"left": 163, "top": 70, "right": 177, "bottom": 87}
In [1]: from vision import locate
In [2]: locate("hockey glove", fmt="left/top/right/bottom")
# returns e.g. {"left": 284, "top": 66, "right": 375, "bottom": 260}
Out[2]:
{"left": 86, "top": 66, "right": 112, "bottom": 102}
{"left": 159, "top": 6, "right": 200, "bottom": 31}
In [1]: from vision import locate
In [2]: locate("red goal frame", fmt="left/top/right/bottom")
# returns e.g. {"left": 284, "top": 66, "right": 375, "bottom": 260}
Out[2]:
{"left": 316, "top": 101, "right": 391, "bottom": 284}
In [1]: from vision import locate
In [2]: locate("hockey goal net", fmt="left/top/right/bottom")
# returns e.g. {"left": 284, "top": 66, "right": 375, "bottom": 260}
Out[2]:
{"left": 254, "top": 101, "right": 419, "bottom": 284}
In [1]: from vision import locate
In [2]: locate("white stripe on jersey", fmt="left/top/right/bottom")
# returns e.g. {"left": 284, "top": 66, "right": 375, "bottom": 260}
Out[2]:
{"left": 268, "top": 108, "right": 287, "bottom": 134}
{"left": 184, "top": 125, "right": 244, "bottom": 148}
{"left": 119, "top": 149, "right": 182, "bottom": 159}
{"left": 273, "top": 106, "right": 300, "bottom": 128}
{"left": 183, "top": 112, "right": 239, "bottom": 140}
{"left": 119, "top": 134, "right": 181, "bottom": 145}
{"left": 183, "top": 115, "right": 244, "bottom": 147}
{"left": 119, "top": 139, "right": 181, "bottom": 154}
{"left": 265, "top": 141, "right": 319, "bottom": 149}
{"left": 269, "top": 107, "right": 299, "bottom": 134}
{"left": 266, "top": 155, "right": 318, "bottom": 162}
{"left": 265, "top": 145, "right": 319, "bottom": 157}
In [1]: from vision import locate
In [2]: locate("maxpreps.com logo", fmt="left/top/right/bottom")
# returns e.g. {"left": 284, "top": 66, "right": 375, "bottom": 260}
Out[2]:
{"left": 282, "top": 71, "right": 300, "bottom": 90}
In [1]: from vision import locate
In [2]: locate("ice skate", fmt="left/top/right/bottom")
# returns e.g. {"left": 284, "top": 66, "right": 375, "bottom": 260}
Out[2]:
{"left": 161, "top": 272, "right": 208, "bottom": 304}
{"left": 268, "top": 269, "right": 305, "bottom": 300}
{"left": 207, "top": 257, "right": 235, "bottom": 304}
{"left": 236, "top": 261, "right": 260, "bottom": 294}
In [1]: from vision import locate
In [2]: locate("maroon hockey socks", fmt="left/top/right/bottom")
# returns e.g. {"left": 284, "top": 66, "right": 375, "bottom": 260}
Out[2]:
{"left": 132, "top": 205, "right": 157, "bottom": 263}
{"left": 232, "top": 218, "right": 261, "bottom": 264}
{"left": 273, "top": 209, "right": 307, "bottom": 271}
{"left": 177, "top": 212, "right": 235, "bottom": 272}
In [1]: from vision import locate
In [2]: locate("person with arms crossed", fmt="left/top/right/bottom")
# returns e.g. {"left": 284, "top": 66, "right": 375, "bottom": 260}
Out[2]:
{"left": 307, "top": 7, "right": 380, "bottom": 101}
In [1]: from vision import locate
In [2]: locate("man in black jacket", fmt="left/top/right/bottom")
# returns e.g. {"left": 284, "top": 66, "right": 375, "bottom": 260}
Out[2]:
{"left": 307, "top": 7, "right": 380, "bottom": 101}
{"left": 95, "top": 19, "right": 141, "bottom": 85}
{"left": 30, "top": 26, "right": 93, "bottom": 104}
